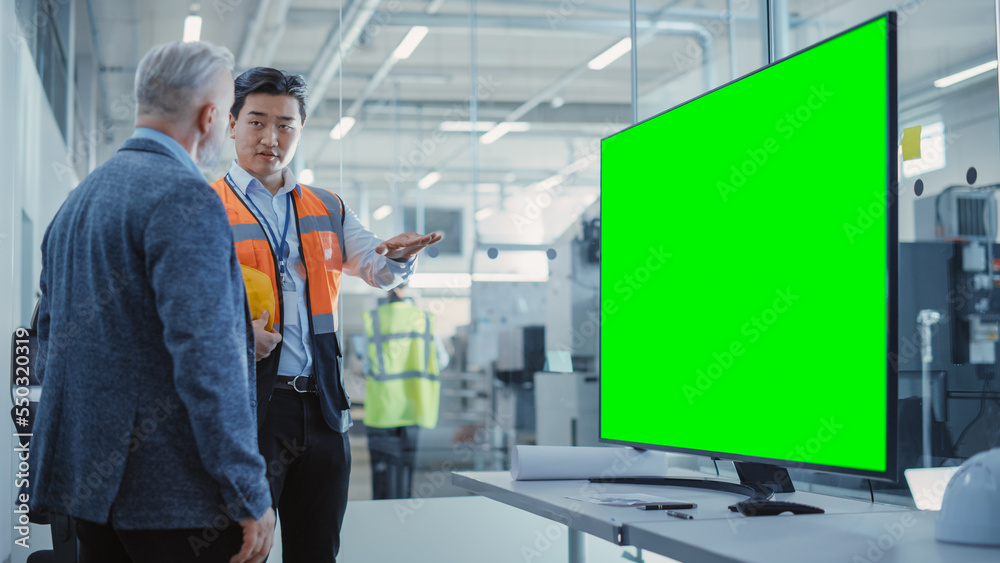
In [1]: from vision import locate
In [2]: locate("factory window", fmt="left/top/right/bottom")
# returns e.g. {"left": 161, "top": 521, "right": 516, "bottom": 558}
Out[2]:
{"left": 15, "top": 0, "right": 71, "bottom": 142}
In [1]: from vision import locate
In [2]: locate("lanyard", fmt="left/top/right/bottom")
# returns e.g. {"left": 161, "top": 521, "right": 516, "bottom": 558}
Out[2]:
{"left": 230, "top": 174, "right": 293, "bottom": 281}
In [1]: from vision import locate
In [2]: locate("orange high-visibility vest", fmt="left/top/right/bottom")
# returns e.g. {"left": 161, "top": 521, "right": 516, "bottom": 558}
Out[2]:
{"left": 210, "top": 175, "right": 350, "bottom": 429}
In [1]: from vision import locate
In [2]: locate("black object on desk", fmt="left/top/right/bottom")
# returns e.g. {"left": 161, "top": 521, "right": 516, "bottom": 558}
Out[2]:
{"left": 730, "top": 499, "right": 825, "bottom": 516}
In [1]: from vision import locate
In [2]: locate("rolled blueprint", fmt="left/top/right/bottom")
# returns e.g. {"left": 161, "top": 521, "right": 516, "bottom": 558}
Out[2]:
{"left": 511, "top": 445, "right": 670, "bottom": 481}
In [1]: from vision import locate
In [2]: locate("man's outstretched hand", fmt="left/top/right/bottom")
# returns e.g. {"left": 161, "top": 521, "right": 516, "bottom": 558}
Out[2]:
{"left": 375, "top": 232, "right": 443, "bottom": 262}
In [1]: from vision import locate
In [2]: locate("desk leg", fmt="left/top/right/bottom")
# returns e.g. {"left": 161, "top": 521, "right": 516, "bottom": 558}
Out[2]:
{"left": 568, "top": 528, "right": 587, "bottom": 563}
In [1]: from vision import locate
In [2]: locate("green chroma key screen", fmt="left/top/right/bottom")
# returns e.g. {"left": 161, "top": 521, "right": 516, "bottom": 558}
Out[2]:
{"left": 599, "top": 14, "right": 897, "bottom": 478}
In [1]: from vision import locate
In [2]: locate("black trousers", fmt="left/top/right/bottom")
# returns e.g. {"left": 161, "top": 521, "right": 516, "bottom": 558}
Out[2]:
{"left": 366, "top": 425, "right": 419, "bottom": 500}
{"left": 76, "top": 518, "right": 243, "bottom": 562}
{"left": 259, "top": 389, "right": 351, "bottom": 563}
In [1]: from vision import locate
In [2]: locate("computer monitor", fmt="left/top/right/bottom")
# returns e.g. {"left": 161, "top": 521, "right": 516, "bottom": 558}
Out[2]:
{"left": 599, "top": 13, "right": 898, "bottom": 488}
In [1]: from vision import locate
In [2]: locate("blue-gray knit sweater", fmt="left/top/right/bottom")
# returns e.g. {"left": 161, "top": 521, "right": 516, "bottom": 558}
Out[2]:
{"left": 31, "top": 137, "right": 271, "bottom": 528}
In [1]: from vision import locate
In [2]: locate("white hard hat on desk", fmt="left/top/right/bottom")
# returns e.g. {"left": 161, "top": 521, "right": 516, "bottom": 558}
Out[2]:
{"left": 935, "top": 447, "right": 1000, "bottom": 547}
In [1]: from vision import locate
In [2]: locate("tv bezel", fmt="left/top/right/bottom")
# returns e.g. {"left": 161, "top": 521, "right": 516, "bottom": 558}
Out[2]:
{"left": 598, "top": 11, "right": 899, "bottom": 482}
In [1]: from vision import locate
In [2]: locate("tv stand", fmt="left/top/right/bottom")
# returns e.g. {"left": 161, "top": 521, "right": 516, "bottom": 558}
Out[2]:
{"left": 589, "top": 461, "right": 826, "bottom": 516}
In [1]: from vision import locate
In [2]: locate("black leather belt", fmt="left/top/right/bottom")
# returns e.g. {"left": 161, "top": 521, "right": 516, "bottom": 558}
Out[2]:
{"left": 275, "top": 375, "right": 318, "bottom": 393}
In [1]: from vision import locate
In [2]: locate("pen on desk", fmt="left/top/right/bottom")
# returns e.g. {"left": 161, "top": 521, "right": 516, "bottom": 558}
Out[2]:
{"left": 663, "top": 509, "right": 694, "bottom": 520}
{"left": 639, "top": 503, "right": 696, "bottom": 510}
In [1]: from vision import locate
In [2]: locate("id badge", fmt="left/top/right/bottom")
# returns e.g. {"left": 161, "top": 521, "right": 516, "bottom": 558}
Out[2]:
{"left": 282, "top": 291, "right": 299, "bottom": 326}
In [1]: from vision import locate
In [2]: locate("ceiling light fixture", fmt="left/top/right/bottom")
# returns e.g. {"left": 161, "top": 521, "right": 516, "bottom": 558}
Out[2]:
{"left": 480, "top": 122, "right": 531, "bottom": 145}
{"left": 372, "top": 205, "right": 393, "bottom": 220}
{"left": 475, "top": 207, "right": 496, "bottom": 221}
{"left": 183, "top": 14, "right": 202, "bottom": 42}
{"left": 418, "top": 172, "right": 442, "bottom": 190}
{"left": 393, "top": 26, "right": 429, "bottom": 60}
{"left": 588, "top": 38, "right": 632, "bottom": 70}
{"left": 407, "top": 272, "right": 473, "bottom": 289}
{"left": 934, "top": 60, "right": 998, "bottom": 88}
{"left": 440, "top": 121, "right": 496, "bottom": 132}
{"left": 471, "top": 273, "right": 550, "bottom": 283}
{"left": 329, "top": 116, "right": 356, "bottom": 140}
{"left": 298, "top": 169, "right": 315, "bottom": 184}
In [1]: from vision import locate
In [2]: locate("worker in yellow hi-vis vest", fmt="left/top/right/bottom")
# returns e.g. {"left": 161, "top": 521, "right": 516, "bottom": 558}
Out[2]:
{"left": 362, "top": 284, "right": 449, "bottom": 499}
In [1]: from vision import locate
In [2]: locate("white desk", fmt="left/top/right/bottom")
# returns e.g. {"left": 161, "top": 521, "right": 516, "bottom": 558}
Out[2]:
{"left": 628, "top": 511, "right": 999, "bottom": 563}
{"left": 451, "top": 471, "right": 998, "bottom": 563}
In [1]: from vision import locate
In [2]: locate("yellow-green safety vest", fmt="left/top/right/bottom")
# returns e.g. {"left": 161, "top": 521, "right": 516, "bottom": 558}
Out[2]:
{"left": 363, "top": 300, "right": 441, "bottom": 429}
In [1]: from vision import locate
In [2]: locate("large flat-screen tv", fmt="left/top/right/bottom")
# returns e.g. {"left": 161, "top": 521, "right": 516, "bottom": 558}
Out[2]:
{"left": 600, "top": 13, "right": 898, "bottom": 483}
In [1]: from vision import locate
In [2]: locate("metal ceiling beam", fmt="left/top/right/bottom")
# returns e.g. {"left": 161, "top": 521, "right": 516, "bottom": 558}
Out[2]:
{"left": 305, "top": 0, "right": 383, "bottom": 116}
{"left": 287, "top": 5, "right": 769, "bottom": 27}
{"left": 259, "top": 0, "right": 294, "bottom": 66}
{"left": 237, "top": 0, "right": 272, "bottom": 70}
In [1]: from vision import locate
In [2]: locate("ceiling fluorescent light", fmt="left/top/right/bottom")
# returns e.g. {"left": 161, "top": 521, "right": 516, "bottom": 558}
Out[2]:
{"left": 480, "top": 122, "right": 530, "bottom": 145}
{"left": 298, "top": 169, "right": 315, "bottom": 184}
{"left": 934, "top": 60, "right": 998, "bottom": 88}
{"left": 476, "top": 183, "right": 501, "bottom": 192}
{"left": 329, "top": 116, "right": 356, "bottom": 140}
{"left": 472, "top": 273, "right": 550, "bottom": 283}
{"left": 183, "top": 15, "right": 202, "bottom": 42}
{"left": 418, "top": 172, "right": 442, "bottom": 190}
{"left": 372, "top": 205, "right": 393, "bottom": 220}
{"left": 408, "top": 273, "right": 473, "bottom": 289}
{"left": 475, "top": 207, "right": 496, "bottom": 221}
{"left": 588, "top": 38, "right": 632, "bottom": 70}
{"left": 393, "top": 26, "right": 429, "bottom": 60}
{"left": 440, "top": 121, "right": 496, "bottom": 132}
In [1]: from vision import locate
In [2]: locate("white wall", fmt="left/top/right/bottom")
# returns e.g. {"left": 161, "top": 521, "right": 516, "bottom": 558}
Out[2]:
{"left": 2, "top": 0, "right": 80, "bottom": 559}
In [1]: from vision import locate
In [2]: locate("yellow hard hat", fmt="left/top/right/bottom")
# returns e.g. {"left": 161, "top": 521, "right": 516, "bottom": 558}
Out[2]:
{"left": 241, "top": 265, "right": 274, "bottom": 332}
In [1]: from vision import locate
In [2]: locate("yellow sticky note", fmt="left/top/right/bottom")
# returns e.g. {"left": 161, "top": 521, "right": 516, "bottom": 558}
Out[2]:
{"left": 902, "top": 126, "right": 922, "bottom": 161}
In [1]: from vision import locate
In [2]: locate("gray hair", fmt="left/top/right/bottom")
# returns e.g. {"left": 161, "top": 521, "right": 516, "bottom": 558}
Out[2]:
{"left": 134, "top": 41, "right": 235, "bottom": 119}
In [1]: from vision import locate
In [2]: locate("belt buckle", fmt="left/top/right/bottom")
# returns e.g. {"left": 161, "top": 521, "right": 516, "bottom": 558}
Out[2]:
{"left": 290, "top": 375, "right": 310, "bottom": 394}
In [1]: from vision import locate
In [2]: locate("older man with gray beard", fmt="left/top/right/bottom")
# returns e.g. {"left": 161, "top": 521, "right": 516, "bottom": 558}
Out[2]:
{"left": 32, "top": 41, "right": 274, "bottom": 563}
